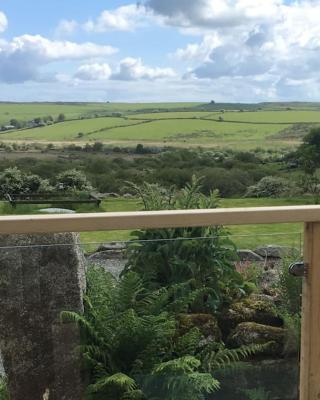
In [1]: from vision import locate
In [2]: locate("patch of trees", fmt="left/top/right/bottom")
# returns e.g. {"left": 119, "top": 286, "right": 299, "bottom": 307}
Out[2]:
{"left": 0, "top": 113, "right": 66, "bottom": 132}
{"left": 0, "top": 147, "right": 291, "bottom": 198}
{"left": 0, "top": 167, "right": 93, "bottom": 197}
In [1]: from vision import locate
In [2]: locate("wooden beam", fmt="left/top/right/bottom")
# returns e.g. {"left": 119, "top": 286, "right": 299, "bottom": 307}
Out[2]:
{"left": 300, "top": 223, "right": 320, "bottom": 400}
{"left": 0, "top": 205, "right": 320, "bottom": 234}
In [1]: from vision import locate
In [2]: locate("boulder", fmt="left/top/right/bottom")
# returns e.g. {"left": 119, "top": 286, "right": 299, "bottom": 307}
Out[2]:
{"left": 260, "top": 269, "right": 280, "bottom": 292}
{"left": 237, "top": 249, "right": 264, "bottom": 262}
{"left": 104, "top": 192, "right": 119, "bottom": 198}
{"left": 227, "top": 322, "right": 285, "bottom": 355}
{"left": 255, "top": 245, "right": 299, "bottom": 259}
{"left": 177, "top": 313, "right": 221, "bottom": 342}
{"left": 87, "top": 250, "right": 127, "bottom": 279}
{"left": 219, "top": 295, "right": 283, "bottom": 336}
{"left": 96, "top": 242, "right": 127, "bottom": 252}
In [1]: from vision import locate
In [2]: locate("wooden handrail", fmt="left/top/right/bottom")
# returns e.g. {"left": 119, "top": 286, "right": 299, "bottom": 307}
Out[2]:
{"left": 0, "top": 205, "right": 320, "bottom": 234}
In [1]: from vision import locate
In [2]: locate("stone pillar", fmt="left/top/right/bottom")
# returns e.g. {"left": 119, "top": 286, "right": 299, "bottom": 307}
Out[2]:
{"left": 0, "top": 233, "right": 86, "bottom": 400}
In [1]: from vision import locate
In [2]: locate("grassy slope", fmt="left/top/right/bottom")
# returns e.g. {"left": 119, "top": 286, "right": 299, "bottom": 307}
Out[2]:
{"left": 1, "top": 119, "right": 292, "bottom": 150}
{"left": 2, "top": 105, "right": 320, "bottom": 149}
{"left": 0, "top": 117, "right": 135, "bottom": 141}
{"left": 221, "top": 110, "right": 320, "bottom": 124}
{"left": 0, "top": 102, "right": 202, "bottom": 125}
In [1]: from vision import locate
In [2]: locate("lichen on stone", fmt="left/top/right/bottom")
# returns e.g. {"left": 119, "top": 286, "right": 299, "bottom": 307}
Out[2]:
{"left": 177, "top": 313, "right": 221, "bottom": 342}
{"left": 227, "top": 322, "right": 285, "bottom": 356}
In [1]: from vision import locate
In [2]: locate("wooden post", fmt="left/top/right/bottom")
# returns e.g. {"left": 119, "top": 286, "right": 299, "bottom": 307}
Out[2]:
{"left": 300, "top": 223, "right": 320, "bottom": 400}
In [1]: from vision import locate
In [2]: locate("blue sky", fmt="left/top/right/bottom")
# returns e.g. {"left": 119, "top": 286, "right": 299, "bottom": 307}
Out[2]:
{"left": 0, "top": 0, "right": 319, "bottom": 102}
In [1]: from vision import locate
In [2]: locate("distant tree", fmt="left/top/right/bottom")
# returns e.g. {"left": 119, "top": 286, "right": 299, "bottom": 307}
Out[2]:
{"left": 135, "top": 143, "right": 144, "bottom": 154}
{"left": 57, "top": 113, "right": 66, "bottom": 122}
{"left": 55, "top": 169, "right": 92, "bottom": 192}
{"left": 0, "top": 167, "right": 52, "bottom": 196}
{"left": 0, "top": 167, "right": 24, "bottom": 195}
{"left": 295, "top": 128, "right": 320, "bottom": 199}
{"left": 92, "top": 141, "right": 104, "bottom": 152}
{"left": 43, "top": 115, "right": 53, "bottom": 123}
{"left": 9, "top": 119, "right": 21, "bottom": 128}
{"left": 46, "top": 143, "right": 54, "bottom": 151}
{"left": 84, "top": 143, "right": 92, "bottom": 152}
{"left": 297, "top": 127, "right": 320, "bottom": 175}
{"left": 34, "top": 117, "right": 42, "bottom": 124}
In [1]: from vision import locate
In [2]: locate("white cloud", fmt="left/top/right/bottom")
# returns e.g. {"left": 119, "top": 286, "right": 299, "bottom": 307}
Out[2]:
{"left": 84, "top": 4, "right": 149, "bottom": 32}
{"left": 146, "top": 0, "right": 282, "bottom": 32}
{"left": 74, "top": 58, "right": 176, "bottom": 82}
{"left": 75, "top": 63, "right": 112, "bottom": 81}
{"left": 156, "top": 0, "right": 320, "bottom": 100}
{"left": 112, "top": 57, "right": 176, "bottom": 80}
{"left": 189, "top": 1, "right": 320, "bottom": 79}
{"left": 174, "top": 34, "right": 221, "bottom": 62}
{"left": 55, "top": 20, "right": 78, "bottom": 37}
{"left": 0, "top": 11, "right": 7, "bottom": 33}
{"left": 0, "top": 34, "right": 117, "bottom": 83}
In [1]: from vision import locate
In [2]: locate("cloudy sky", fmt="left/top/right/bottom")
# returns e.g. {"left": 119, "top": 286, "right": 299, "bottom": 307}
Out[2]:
{"left": 0, "top": 0, "right": 320, "bottom": 102}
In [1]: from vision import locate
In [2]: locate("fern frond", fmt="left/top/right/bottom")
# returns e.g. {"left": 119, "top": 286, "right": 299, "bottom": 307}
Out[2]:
{"left": 153, "top": 356, "right": 201, "bottom": 375}
{"left": 188, "top": 372, "right": 220, "bottom": 393}
{"left": 175, "top": 327, "right": 202, "bottom": 357}
{"left": 201, "top": 342, "right": 272, "bottom": 373}
{"left": 90, "top": 372, "right": 138, "bottom": 393}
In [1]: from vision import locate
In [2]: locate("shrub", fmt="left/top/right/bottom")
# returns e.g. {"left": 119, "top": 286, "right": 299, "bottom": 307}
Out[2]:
{"left": 0, "top": 167, "right": 53, "bottom": 197}
{"left": 55, "top": 169, "right": 93, "bottom": 192}
{"left": 245, "top": 176, "right": 292, "bottom": 198}
{"left": 124, "top": 177, "right": 245, "bottom": 312}
{"left": 202, "top": 168, "right": 252, "bottom": 197}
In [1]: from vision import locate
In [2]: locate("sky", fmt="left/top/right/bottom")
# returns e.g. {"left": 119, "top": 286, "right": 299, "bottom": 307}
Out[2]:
{"left": 0, "top": 0, "right": 320, "bottom": 103}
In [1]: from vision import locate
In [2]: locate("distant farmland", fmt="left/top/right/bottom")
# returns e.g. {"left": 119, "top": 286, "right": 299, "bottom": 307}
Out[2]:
{"left": 1, "top": 102, "right": 319, "bottom": 150}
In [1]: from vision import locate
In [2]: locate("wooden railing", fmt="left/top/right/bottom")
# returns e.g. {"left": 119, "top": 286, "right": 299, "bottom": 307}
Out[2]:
{"left": 1, "top": 205, "right": 320, "bottom": 400}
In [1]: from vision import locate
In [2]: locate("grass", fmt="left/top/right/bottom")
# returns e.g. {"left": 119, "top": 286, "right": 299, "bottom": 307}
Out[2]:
{"left": 0, "top": 196, "right": 312, "bottom": 251}
{"left": 221, "top": 110, "right": 320, "bottom": 124}
{"left": 128, "top": 111, "right": 218, "bottom": 120}
{"left": 0, "top": 102, "right": 202, "bottom": 126}
{"left": 81, "top": 119, "right": 291, "bottom": 148}
{"left": 0, "top": 117, "right": 135, "bottom": 141}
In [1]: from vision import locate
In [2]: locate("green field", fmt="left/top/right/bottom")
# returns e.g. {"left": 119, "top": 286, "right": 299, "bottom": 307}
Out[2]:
{"left": 1, "top": 102, "right": 320, "bottom": 149}
{"left": 0, "top": 197, "right": 309, "bottom": 251}
{"left": 1, "top": 117, "right": 136, "bottom": 141}
{"left": 0, "top": 102, "right": 202, "bottom": 125}
{"left": 221, "top": 110, "right": 320, "bottom": 124}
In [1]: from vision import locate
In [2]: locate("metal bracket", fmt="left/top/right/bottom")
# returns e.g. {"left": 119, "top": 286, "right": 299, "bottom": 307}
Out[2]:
{"left": 289, "top": 261, "right": 308, "bottom": 277}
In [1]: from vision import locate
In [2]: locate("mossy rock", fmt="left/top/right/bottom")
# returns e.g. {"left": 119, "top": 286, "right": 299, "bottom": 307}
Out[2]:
{"left": 177, "top": 313, "right": 221, "bottom": 342}
{"left": 227, "top": 322, "right": 285, "bottom": 356}
{"left": 219, "top": 295, "right": 283, "bottom": 336}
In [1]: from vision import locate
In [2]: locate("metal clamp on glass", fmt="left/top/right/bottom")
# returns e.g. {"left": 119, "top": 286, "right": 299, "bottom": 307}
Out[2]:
{"left": 288, "top": 261, "right": 307, "bottom": 277}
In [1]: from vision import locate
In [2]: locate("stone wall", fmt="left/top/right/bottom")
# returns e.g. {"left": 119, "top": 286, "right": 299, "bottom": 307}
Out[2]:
{"left": 0, "top": 233, "right": 86, "bottom": 400}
